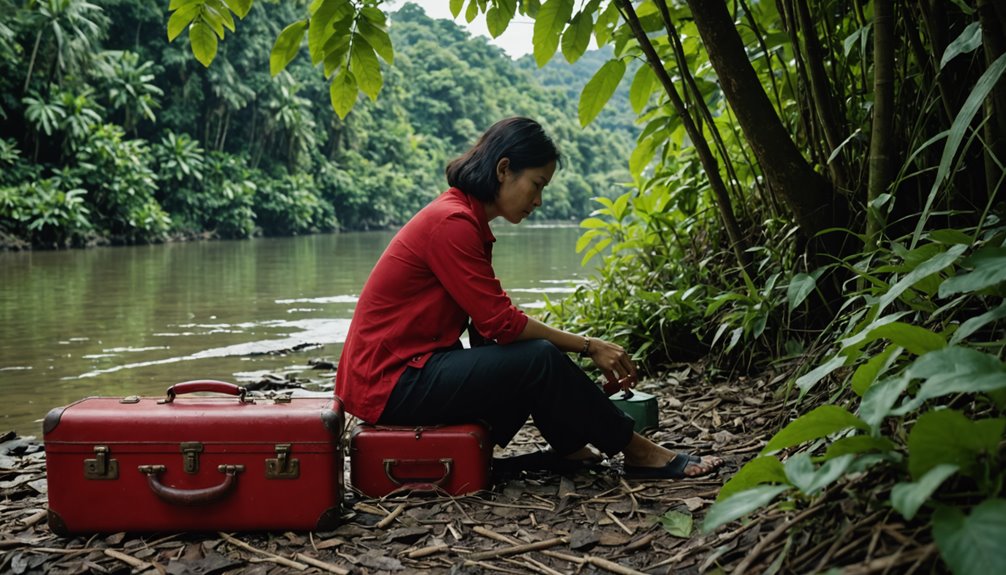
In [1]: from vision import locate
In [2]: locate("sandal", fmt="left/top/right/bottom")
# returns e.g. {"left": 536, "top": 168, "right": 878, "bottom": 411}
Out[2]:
{"left": 623, "top": 452, "right": 722, "bottom": 480}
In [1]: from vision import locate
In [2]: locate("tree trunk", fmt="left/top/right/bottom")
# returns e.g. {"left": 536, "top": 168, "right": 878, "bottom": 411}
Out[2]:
{"left": 614, "top": 0, "right": 751, "bottom": 274}
{"left": 684, "top": 0, "right": 851, "bottom": 253}
{"left": 866, "top": 0, "right": 895, "bottom": 250}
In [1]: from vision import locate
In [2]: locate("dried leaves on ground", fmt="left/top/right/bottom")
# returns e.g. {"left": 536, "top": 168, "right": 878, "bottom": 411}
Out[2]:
{"left": 0, "top": 366, "right": 941, "bottom": 574}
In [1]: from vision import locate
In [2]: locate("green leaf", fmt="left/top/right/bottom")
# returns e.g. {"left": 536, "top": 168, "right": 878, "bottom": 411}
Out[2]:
{"left": 206, "top": 0, "right": 235, "bottom": 32}
{"left": 717, "top": 456, "right": 788, "bottom": 501}
{"left": 860, "top": 322, "right": 946, "bottom": 356}
{"left": 628, "top": 64, "right": 656, "bottom": 115}
{"left": 762, "top": 405, "right": 868, "bottom": 454}
{"left": 189, "top": 21, "right": 218, "bottom": 67}
{"left": 200, "top": 7, "right": 226, "bottom": 39}
{"left": 951, "top": 302, "right": 1006, "bottom": 345}
{"left": 578, "top": 58, "right": 625, "bottom": 127}
{"left": 358, "top": 18, "right": 393, "bottom": 64}
{"left": 169, "top": 0, "right": 202, "bottom": 10}
{"left": 329, "top": 67, "right": 357, "bottom": 119}
{"left": 784, "top": 454, "right": 855, "bottom": 495}
{"left": 907, "top": 410, "right": 1005, "bottom": 480}
{"left": 270, "top": 20, "right": 307, "bottom": 77}
{"left": 786, "top": 273, "right": 817, "bottom": 312}
{"left": 658, "top": 509, "right": 692, "bottom": 538}
{"left": 593, "top": 1, "right": 618, "bottom": 46}
{"left": 533, "top": 0, "right": 574, "bottom": 67}
{"left": 896, "top": 347, "right": 1006, "bottom": 412}
{"left": 167, "top": 3, "right": 202, "bottom": 42}
{"left": 560, "top": 11, "right": 592, "bottom": 64}
{"left": 360, "top": 6, "right": 386, "bottom": 25}
{"left": 878, "top": 244, "right": 966, "bottom": 313}
{"left": 912, "top": 53, "right": 1006, "bottom": 248}
{"left": 933, "top": 500, "right": 1006, "bottom": 575}
{"left": 464, "top": 0, "right": 479, "bottom": 23}
{"left": 222, "top": 0, "right": 251, "bottom": 19}
{"left": 794, "top": 354, "right": 847, "bottom": 395}
{"left": 940, "top": 21, "right": 982, "bottom": 69}
{"left": 891, "top": 464, "right": 958, "bottom": 520}
{"left": 702, "top": 485, "right": 789, "bottom": 533}
{"left": 851, "top": 345, "right": 902, "bottom": 396}
{"left": 449, "top": 0, "right": 464, "bottom": 18}
{"left": 822, "top": 435, "right": 896, "bottom": 460}
{"left": 939, "top": 247, "right": 1006, "bottom": 297}
{"left": 860, "top": 374, "right": 911, "bottom": 428}
{"left": 309, "top": 0, "right": 351, "bottom": 65}
{"left": 349, "top": 34, "right": 382, "bottom": 100}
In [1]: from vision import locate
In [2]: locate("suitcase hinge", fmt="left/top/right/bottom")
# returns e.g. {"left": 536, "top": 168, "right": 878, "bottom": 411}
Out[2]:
{"left": 180, "top": 442, "right": 203, "bottom": 474}
{"left": 84, "top": 446, "right": 119, "bottom": 480}
{"left": 265, "top": 443, "right": 300, "bottom": 479}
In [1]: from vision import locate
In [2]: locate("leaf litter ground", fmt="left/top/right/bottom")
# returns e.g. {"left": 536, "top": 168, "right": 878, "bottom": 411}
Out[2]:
{"left": 0, "top": 362, "right": 944, "bottom": 574}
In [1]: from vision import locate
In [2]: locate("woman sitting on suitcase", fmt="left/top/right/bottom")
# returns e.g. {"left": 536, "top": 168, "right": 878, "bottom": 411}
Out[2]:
{"left": 336, "top": 117, "right": 722, "bottom": 480}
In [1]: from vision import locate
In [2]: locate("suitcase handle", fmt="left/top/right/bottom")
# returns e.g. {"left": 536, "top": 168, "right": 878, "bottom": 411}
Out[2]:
{"left": 138, "top": 464, "right": 244, "bottom": 506}
{"left": 383, "top": 458, "right": 453, "bottom": 487}
{"left": 163, "top": 381, "right": 249, "bottom": 403}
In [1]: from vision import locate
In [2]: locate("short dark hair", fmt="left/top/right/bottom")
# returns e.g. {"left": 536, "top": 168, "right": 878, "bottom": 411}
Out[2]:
{"left": 446, "top": 117, "right": 561, "bottom": 202}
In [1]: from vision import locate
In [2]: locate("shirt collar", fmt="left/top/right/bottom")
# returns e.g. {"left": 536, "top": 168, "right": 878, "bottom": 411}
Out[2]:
{"left": 449, "top": 187, "right": 496, "bottom": 244}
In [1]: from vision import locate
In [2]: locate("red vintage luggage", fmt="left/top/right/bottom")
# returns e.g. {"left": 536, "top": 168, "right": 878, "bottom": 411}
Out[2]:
{"left": 43, "top": 381, "right": 344, "bottom": 535}
{"left": 349, "top": 423, "right": 492, "bottom": 498}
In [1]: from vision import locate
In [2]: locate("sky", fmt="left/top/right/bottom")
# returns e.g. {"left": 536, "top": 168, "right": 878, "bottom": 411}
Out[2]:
{"left": 385, "top": 0, "right": 537, "bottom": 59}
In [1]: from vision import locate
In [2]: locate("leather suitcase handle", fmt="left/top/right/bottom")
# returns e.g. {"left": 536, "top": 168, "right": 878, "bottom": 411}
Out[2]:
{"left": 163, "top": 381, "right": 248, "bottom": 403}
{"left": 383, "top": 458, "right": 453, "bottom": 486}
{"left": 138, "top": 464, "right": 244, "bottom": 506}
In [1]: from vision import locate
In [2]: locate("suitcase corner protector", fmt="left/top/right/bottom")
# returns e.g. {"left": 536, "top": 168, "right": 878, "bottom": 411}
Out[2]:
{"left": 47, "top": 509, "right": 69, "bottom": 537}
{"left": 315, "top": 507, "right": 341, "bottom": 531}
{"left": 42, "top": 407, "right": 66, "bottom": 436}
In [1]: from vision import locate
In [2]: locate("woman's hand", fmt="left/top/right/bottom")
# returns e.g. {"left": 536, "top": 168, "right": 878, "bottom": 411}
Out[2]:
{"left": 587, "top": 337, "right": 638, "bottom": 391}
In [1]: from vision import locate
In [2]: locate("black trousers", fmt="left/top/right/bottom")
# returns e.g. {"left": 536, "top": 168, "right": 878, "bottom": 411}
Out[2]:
{"left": 378, "top": 339, "right": 635, "bottom": 456}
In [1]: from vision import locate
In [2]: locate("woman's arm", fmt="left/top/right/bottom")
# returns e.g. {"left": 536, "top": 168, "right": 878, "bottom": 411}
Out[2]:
{"left": 514, "top": 317, "right": 638, "bottom": 389}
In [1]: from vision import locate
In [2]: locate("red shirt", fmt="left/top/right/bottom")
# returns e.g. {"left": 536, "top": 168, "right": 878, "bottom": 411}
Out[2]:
{"left": 335, "top": 188, "right": 529, "bottom": 422}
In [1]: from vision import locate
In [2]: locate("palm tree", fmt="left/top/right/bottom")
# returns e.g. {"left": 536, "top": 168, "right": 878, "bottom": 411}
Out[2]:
{"left": 94, "top": 50, "right": 164, "bottom": 134}
{"left": 22, "top": 0, "right": 106, "bottom": 94}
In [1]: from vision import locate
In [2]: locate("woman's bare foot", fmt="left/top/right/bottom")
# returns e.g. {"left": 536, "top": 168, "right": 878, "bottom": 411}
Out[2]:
{"left": 622, "top": 433, "right": 724, "bottom": 477}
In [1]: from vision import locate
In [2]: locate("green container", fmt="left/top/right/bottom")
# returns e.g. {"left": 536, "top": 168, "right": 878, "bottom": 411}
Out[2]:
{"left": 610, "top": 390, "right": 659, "bottom": 432}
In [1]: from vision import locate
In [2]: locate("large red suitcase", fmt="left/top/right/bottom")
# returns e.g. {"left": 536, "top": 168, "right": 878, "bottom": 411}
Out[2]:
{"left": 349, "top": 423, "right": 491, "bottom": 498}
{"left": 43, "top": 381, "right": 344, "bottom": 535}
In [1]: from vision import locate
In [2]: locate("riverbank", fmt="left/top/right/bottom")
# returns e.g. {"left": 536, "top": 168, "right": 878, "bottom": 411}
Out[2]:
{"left": 0, "top": 365, "right": 939, "bottom": 574}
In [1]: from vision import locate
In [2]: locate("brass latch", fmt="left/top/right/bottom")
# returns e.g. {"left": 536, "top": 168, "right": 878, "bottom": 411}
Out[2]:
{"left": 84, "top": 446, "right": 119, "bottom": 480}
{"left": 180, "top": 442, "right": 203, "bottom": 474}
{"left": 265, "top": 444, "right": 299, "bottom": 479}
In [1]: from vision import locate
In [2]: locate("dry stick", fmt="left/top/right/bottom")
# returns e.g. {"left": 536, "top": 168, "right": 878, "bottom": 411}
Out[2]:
{"left": 103, "top": 549, "right": 149, "bottom": 570}
{"left": 605, "top": 509, "right": 635, "bottom": 536}
{"left": 407, "top": 544, "right": 449, "bottom": 559}
{"left": 218, "top": 532, "right": 308, "bottom": 571}
{"left": 733, "top": 502, "right": 824, "bottom": 574}
{"left": 294, "top": 553, "right": 350, "bottom": 575}
{"left": 503, "top": 556, "right": 565, "bottom": 575}
{"left": 466, "top": 537, "right": 568, "bottom": 562}
{"left": 473, "top": 524, "right": 585, "bottom": 566}
{"left": 463, "top": 559, "right": 527, "bottom": 574}
{"left": 584, "top": 555, "right": 649, "bottom": 575}
{"left": 376, "top": 502, "right": 406, "bottom": 529}
{"left": 841, "top": 544, "right": 936, "bottom": 575}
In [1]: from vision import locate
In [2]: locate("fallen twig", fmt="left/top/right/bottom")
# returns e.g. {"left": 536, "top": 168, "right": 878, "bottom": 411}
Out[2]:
{"left": 218, "top": 532, "right": 307, "bottom": 571}
{"left": 376, "top": 502, "right": 406, "bottom": 529}
{"left": 465, "top": 537, "right": 568, "bottom": 562}
{"left": 295, "top": 552, "right": 350, "bottom": 574}
{"left": 103, "top": 549, "right": 149, "bottom": 570}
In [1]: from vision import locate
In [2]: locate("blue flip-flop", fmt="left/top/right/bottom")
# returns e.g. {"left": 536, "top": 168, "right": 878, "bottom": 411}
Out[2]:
{"left": 623, "top": 452, "right": 719, "bottom": 480}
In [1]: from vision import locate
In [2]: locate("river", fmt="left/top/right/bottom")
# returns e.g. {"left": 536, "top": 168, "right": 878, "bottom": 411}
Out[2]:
{"left": 0, "top": 224, "right": 591, "bottom": 436}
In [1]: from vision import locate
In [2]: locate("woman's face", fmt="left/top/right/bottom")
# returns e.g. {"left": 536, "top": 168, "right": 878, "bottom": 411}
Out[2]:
{"left": 488, "top": 158, "right": 557, "bottom": 224}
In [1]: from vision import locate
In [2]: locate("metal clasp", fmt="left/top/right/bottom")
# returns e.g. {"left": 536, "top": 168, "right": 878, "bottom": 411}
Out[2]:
{"left": 265, "top": 444, "right": 299, "bottom": 479}
{"left": 180, "top": 442, "right": 203, "bottom": 474}
{"left": 84, "top": 446, "right": 119, "bottom": 480}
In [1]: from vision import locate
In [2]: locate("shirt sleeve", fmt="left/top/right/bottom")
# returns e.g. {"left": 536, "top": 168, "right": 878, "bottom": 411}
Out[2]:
{"left": 426, "top": 213, "right": 528, "bottom": 344}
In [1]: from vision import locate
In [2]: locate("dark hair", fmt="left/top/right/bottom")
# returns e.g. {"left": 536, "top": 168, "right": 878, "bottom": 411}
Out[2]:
{"left": 446, "top": 117, "right": 561, "bottom": 202}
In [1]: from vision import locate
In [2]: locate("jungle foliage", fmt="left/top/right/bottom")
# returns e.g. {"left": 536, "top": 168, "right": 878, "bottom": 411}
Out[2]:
{"left": 186, "top": 0, "right": 1006, "bottom": 571}
{"left": 0, "top": 0, "right": 633, "bottom": 247}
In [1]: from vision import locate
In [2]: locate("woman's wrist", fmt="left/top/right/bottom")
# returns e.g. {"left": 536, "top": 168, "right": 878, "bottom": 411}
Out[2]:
{"left": 579, "top": 336, "right": 591, "bottom": 357}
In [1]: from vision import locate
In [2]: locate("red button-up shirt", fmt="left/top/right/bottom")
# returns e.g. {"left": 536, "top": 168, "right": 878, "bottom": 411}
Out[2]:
{"left": 335, "top": 187, "right": 529, "bottom": 423}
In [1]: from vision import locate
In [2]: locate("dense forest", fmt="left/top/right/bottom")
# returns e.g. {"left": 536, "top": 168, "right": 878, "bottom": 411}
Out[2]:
{"left": 0, "top": 1, "right": 634, "bottom": 248}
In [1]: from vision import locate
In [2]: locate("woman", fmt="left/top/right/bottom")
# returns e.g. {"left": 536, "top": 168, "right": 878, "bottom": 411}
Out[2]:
{"left": 336, "top": 117, "right": 721, "bottom": 479}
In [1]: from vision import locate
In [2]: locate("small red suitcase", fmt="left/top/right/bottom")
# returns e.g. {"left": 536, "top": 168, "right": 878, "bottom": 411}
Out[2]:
{"left": 349, "top": 423, "right": 491, "bottom": 497}
{"left": 43, "top": 381, "right": 344, "bottom": 535}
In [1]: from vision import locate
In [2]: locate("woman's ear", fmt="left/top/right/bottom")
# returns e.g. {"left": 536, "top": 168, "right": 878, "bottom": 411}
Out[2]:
{"left": 496, "top": 157, "right": 510, "bottom": 183}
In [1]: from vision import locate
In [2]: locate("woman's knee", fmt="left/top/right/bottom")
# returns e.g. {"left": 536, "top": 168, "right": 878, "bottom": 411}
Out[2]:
{"left": 520, "top": 339, "right": 567, "bottom": 369}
